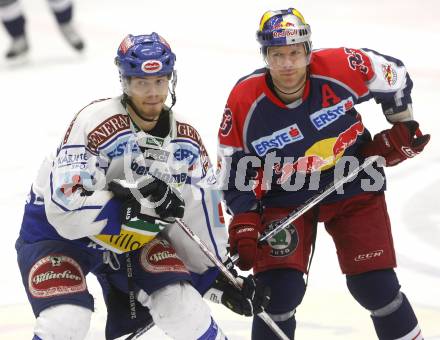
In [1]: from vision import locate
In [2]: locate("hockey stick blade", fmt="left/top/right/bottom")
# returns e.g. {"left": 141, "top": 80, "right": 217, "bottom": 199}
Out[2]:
{"left": 124, "top": 319, "right": 155, "bottom": 340}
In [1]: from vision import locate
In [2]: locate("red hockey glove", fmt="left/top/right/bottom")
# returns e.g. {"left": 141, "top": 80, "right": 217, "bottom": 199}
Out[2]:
{"left": 228, "top": 212, "right": 263, "bottom": 271}
{"left": 361, "top": 120, "right": 430, "bottom": 166}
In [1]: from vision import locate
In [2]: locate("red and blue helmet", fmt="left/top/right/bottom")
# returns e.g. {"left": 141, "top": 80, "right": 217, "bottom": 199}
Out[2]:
{"left": 256, "top": 8, "right": 312, "bottom": 55}
{"left": 115, "top": 33, "right": 176, "bottom": 78}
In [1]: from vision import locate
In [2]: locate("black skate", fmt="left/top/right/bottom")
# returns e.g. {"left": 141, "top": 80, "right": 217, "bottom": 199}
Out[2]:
{"left": 59, "top": 23, "right": 85, "bottom": 52}
{"left": 5, "top": 36, "right": 29, "bottom": 60}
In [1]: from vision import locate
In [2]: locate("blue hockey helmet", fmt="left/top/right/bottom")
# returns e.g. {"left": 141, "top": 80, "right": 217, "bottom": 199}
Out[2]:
{"left": 256, "top": 8, "right": 312, "bottom": 55}
{"left": 115, "top": 33, "right": 176, "bottom": 78}
{"left": 115, "top": 33, "right": 178, "bottom": 107}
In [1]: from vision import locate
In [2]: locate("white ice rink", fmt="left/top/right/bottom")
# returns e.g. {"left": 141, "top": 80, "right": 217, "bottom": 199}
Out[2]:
{"left": 0, "top": 0, "right": 439, "bottom": 339}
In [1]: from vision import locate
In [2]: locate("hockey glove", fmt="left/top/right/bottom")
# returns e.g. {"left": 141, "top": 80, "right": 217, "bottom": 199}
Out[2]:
{"left": 228, "top": 212, "right": 265, "bottom": 271}
{"left": 108, "top": 177, "right": 184, "bottom": 223}
{"left": 204, "top": 272, "right": 271, "bottom": 316}
{"left": 361, "top": 120, "right": 430, "bottom": 166}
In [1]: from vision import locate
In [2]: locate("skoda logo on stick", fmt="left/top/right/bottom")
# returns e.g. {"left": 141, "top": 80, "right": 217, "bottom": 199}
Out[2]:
{"left": 142, "top": 60, "right": 163, "bottom": 73}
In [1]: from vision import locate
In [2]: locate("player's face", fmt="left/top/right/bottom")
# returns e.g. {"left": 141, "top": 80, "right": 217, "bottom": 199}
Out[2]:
{"left": 266, "top": 44, "right": 308, "bottom": 89}
{"left": 127, "top": 75, "right": 169, "bottom": 118}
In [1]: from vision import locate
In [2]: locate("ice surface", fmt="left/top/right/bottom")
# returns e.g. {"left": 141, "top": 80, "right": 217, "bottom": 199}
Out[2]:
{"left": 0, "top": 0, "right": 439, "bottom": 339}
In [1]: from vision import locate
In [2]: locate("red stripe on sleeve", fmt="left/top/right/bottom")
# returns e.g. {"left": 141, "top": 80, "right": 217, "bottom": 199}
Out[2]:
{"left": 218, "top": 72, "right": 268, "bottom": 149}
{"left": 310, "top": 48, "right": 375, "bottom": 97}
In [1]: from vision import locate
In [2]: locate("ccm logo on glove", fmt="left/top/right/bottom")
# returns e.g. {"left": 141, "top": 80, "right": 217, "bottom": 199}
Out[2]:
{"left": 237, "top": 227, "right": 257, "bottom": 234}
{"left": 361, "top": 120, "right": 430, "bottom": 166}
{"left": 228, "top": 212, "right": 264, "bottom": 271}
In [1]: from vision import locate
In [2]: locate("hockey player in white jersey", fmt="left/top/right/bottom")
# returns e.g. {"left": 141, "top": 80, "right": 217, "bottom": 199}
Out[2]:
{"left": 16, "top": 33, "right": 269, "bottom": 340}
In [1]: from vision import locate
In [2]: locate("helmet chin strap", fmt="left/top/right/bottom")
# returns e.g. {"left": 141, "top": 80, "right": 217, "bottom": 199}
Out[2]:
{"left": 168, "top": 70, "right": 177, "bottom": 110}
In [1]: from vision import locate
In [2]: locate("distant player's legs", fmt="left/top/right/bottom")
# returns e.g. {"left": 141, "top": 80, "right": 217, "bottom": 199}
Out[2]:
{"left": 0, "top": 0, "right": 28, "bottom": 59}
{"left": 47, "top": 0, "right": 84, "bottom": 51}
{"left": 324, "top": 193, "right": 423, "bottom": 339}
{"left": 252, "top": 269, "right": 306, "bottom": 340}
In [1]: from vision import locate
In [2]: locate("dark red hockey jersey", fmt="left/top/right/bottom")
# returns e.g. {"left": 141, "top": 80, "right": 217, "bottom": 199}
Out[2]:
{"left": 218, "top": 47, "right": 412, "bottom": 214}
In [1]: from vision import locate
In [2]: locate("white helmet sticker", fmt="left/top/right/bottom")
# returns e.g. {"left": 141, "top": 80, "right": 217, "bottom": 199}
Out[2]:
{"left": 141, "top": 60, "right": 163, "bottom": 73}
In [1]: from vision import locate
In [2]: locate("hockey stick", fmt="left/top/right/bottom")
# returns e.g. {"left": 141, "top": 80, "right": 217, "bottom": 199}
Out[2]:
{"left": 126, "top": 157, "right": 379, "bottom": 339}
{"left": 174, "top": 218, "right": 290, "bottom": 340}
{"left": 124, "top": 220, "right": 289, "bottom": 340}
{"left": 230, "top": 155, "right": 380, "bottom": 263}
{"left": 125, "top": 320, "right": 155, "bottom": 340}
{"left": 125, "top": 219, "right": 289, "bottom": 340}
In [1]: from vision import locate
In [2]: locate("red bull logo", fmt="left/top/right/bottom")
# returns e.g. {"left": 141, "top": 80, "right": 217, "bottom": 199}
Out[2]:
{"left": 273, "top": 29, "right": 299, "bottom": 38}
{"left": 274, "top": 121, "right": 365, "bottom": 184}
{"left": 273, "top": 21, "right": 295, "bottom": 30}
{"left": 333, "top": 121, "right": 365, "bottom": 156}
{"left": 274, "top": 155, "right": 332, "bottom": 184}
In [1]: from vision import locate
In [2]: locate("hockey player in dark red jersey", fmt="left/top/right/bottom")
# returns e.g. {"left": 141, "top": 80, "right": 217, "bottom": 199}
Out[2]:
{"left": 218, "top": 7, "right": 430, "bottom": 340}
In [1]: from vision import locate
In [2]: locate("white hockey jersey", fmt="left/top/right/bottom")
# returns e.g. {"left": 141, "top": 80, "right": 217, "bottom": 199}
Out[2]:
{"left": 20, "top": 96, "right": 227, "bottom": 273}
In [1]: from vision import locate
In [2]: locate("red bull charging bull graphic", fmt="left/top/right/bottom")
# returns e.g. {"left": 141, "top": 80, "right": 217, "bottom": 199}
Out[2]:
{"left": 274, "top": 121, "right": 365, "bottom": 185}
